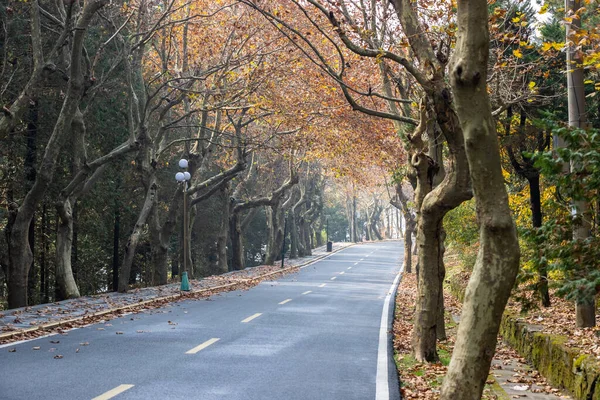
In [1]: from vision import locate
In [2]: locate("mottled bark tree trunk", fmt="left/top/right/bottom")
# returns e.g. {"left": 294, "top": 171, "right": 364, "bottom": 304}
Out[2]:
{"left": 56, "top": 198, "right": 80, "bottom": 299}
{"left": 5, "top": 0, "right": 107, "bottom": 308}
{"left": 441, "top": 0, "right": 520, "bottom": 396}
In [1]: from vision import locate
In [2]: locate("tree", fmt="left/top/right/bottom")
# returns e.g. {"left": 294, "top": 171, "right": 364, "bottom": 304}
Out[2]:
{"left": 4, "top": 0, "right": 110, "bottom": 308}
{"left": 441, "top": 0, "right": 520, "bottom": 397}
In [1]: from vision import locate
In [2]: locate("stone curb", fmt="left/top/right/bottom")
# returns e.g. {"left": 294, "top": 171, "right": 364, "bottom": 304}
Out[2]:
{"left": 0, "top": 243, "right": 353, "bottom": 343}
{"left": 500, "top": 314, "right": 600, "bottom": 400}
{"left": 447, "top": 272, "right": 598, "bottom": 400}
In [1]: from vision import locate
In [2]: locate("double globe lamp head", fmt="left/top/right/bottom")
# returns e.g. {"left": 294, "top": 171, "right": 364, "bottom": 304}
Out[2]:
{"left": 175, "top": 159, "right": 191, "bottom": 183}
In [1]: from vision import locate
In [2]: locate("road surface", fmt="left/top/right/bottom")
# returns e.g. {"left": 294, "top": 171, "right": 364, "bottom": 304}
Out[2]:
{"left": 0, "top": 241, "right": 403, "bottom": 400}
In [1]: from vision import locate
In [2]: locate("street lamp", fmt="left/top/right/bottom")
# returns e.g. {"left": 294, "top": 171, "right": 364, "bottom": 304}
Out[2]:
{"left": 176, "top": 159, "right": 191, "bottom": 291}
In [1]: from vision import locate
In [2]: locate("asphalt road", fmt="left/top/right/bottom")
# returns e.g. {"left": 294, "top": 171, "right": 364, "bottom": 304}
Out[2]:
{"left": 0, "top": 241, "right": 403, "bottom": 400}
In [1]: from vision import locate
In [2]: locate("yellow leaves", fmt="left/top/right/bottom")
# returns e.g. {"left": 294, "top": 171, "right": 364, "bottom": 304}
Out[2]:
{"left": 528, "top": 81, "right": 536, "bottom": 90}
{"left": 538, "top": 3, "right": 549, "bottom": 14}
{"left": 513, "top": 49, "right": 523, "bottom": 58}
{"left": 541, "top": 42, "right": 565, "bottom": 52}
{"left": 512, "top": 16, "right": 521, "bottom": 23}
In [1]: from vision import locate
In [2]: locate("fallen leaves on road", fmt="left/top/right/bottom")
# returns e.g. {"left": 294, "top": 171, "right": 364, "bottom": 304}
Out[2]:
{"left": 53, "top": 354, "right": 63, "bottom": 359}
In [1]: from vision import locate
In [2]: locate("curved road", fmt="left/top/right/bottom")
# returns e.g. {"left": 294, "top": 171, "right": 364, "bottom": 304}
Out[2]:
{"left": 1, "top": 241, "right": 403, "bottom": 400}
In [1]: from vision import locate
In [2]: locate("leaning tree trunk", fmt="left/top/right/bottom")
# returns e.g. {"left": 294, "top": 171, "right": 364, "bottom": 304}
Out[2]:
{"left": 411, "top": 97, "right": 471, "bottom": 362}
{"left": 440, "top": 0, "right": 520, "bottom": 397}
{"left": 119, "top": 174, "right": 157, "bottom": 292}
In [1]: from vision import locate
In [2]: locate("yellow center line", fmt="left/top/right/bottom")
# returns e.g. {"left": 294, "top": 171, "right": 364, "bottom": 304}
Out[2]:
{"left": 241, "top": 313, "right": 262, "bottom": 323}
{"left": 330, "top": 276, "right": 337, "bottom": 280}
{"left": 279, "top": 299, "right": 292, "bottom": 305}
{"left": 319, "top": 284, "right": 326, "bottom": 288}
{"left": 302, "top": 290, "right": 312, "bottom": 295}
{"left": 92, "top": 384, "right": 135, "bottom": 400}
{"left": 185, "top": 338, "right": 220, "bottom": 354}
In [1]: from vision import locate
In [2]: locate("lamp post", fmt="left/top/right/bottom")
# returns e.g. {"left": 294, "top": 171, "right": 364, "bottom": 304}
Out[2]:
{"left": 176, "top": 159, "right": 191, "bottom": 291}
{"left": 281, "top": 212, "right": 288, "bottom": 269}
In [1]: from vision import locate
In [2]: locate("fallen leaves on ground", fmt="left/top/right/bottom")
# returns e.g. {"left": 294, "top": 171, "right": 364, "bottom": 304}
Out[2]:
{"left": 505, "top": 291, "right": 600, "bottom": 361}
{"left": 394, "top": 271, "right": 499, "bottom": 399}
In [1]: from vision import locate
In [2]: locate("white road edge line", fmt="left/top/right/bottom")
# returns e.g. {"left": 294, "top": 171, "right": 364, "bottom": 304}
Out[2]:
{"left": 302, "top": 291, "right": 312, "bottom": 295}
{"left": 339, "top": 271, "right": 345, "bottom": 275}
{"left": 319, "top": 284, "right": 326, "bottom": 288}
{"left": 185, "top": 338, "right": 220, "bottom": 354}
{"left": 330, "top": 276, "right": 337, "bottom": 280}
{"left": 347, "top": 267, "right": 352, "bottom": 270}
{"left": 279, "top": 299, "right": 292, "bottom": 305}
{"left": 92, "top": 384, "right": 135, "bottom": 400}
{"left": 375, "top": 272, "right": 402, "bottom": 400}
{"left": 241, "top": 313, "right": 262, "bottom": 323}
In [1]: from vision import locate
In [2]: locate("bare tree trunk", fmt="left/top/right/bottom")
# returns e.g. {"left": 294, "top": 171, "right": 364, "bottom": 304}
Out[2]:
{"left": 229, "top": 211, "right": 244, "bottom": 271}
{"left": 112, "top": 202, "right": 120, "bottom": 291}
{"left": 25, "top": 101, "right": 38, "bottom": 305}
{"left": 119, "top": 175, "right": 157, "bottom": 292}
{"left": 215, "top": 185, "right": 231, "bottom": 274}
{"left": 40, "top": 203, "right": 49, "bottom": 303}
{"left": 265, "top": 204, "right": 285, "bottom": 265}
{"left": 289, "top": 188, "right": 302, "bottom": 259}
{"left": 528, "top": 174, "right": 550, "bottom": 307}
{"left": 441, "top": 0, "right": 520, "bottom": 396}
{"left": 393, "top": 183, "right": 416, "bottom": 273}
{"left": 302, "top": 216, "right": 312, "bottom": 255}
{"left": 353, "top": 195, "right": 358, "bottom": 242}
{"left": 5, "top": 0, "right": 108, "bottom": 308}
{"left": 565, "top": 0, "right": 595, "bottom": 328}
{"left": 55, "top": 199, "right": 80, "bottom": 299}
